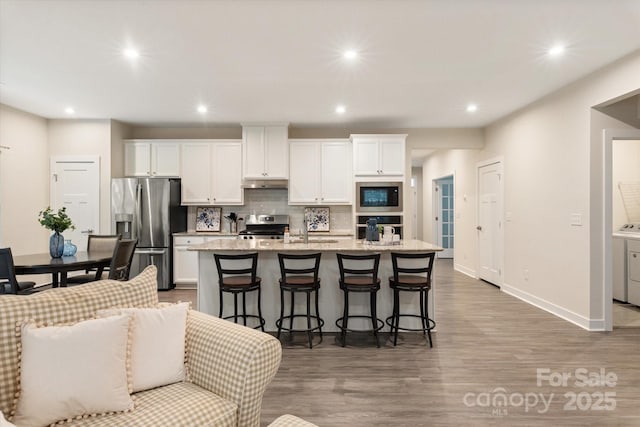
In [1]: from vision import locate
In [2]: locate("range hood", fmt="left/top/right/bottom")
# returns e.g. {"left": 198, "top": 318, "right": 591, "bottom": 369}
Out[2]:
{"left": 242, "top": 179, "right": 288, "bottom": 189}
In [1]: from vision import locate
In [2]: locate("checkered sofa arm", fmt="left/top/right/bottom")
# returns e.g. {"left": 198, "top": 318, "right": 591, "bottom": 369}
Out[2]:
{"left": 186, "top": 310, "right": 282, "bottom": 427}
{"left": 268, "top": 414, "right": 319, "bottom": 427}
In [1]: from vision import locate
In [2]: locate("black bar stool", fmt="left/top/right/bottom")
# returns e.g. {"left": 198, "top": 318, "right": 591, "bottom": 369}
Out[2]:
{"left": 385, "top": 252, "right": 436, "bottom": 347}
{"left": 276, "top": 253, "right": 324, "bottom": 348}
{"left": 214, "top": 252, "right": 265, "bottom": 331}
{"left": 336, "top": 253, "right": 384, "bottom": 347}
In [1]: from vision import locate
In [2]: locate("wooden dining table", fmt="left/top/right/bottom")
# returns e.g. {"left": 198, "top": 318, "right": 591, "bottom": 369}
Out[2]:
{"left": 13, "top": 251, "right": 113, "bottom": 287}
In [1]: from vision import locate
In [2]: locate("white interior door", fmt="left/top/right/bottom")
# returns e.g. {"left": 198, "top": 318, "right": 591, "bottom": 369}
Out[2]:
{"left": 477, "top": 161, "right": 503, "bottom": 285}
{"left": 50, "top": 156, "right": 100, "bottom": 251}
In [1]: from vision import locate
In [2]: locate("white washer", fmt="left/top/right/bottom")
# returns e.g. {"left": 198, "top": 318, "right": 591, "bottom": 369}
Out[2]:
{"left": 628, "top": 238, "right": 640, "bottom": 306}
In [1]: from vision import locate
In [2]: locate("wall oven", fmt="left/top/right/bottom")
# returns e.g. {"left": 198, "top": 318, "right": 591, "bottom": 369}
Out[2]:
{"left": 356, "top": 182, "right": 403, "bottom": 213}
{"left": 356, "top": 215, "right": 403, "bottom": 240}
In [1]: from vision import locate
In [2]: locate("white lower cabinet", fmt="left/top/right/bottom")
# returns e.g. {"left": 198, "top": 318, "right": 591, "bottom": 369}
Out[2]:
{"left": 173, "top": 235, "right": 236, "bottom": 287}
{"left": 173, "top": 236, "right": 207, "bottom": 287}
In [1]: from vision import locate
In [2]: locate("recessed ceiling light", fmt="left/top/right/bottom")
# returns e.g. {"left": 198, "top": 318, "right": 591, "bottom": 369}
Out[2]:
{"left": 466, "top": 104, "right": 478, "bottom": 113}
{"left": 343, "top": 50, "right": 358, "bottom": 60}
{"left": 64, "top": 107, "right": 75, "bottom": 114}
{"left": 548, "top": 44, "right": 565, "bottom": 57}
{"left": 123, "top": 48, "right": 140, "bottom": 59}
{"left": 197, "top": 105, "right": 208, "bottom": 114}
{"left": 335, "top": 105, "right": 346, "bottom": 114}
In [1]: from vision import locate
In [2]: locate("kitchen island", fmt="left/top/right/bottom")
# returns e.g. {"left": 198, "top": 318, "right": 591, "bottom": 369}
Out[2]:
{"left": 190, "top": 239, "right": 442, "bottom": 333}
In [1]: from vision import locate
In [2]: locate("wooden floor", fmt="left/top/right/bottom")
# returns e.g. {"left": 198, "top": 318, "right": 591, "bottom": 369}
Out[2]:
{"left": 161, "top": 260, "right": 640, "bottom": 426}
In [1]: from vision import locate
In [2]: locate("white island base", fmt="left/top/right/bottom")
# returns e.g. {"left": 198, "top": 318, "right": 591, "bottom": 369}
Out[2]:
{"left": 192, "top": 239, "right": 442, "bottom": 333}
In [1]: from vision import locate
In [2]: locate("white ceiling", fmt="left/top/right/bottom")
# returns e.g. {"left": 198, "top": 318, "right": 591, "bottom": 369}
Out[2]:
{"left": 1, "top": 0, "right": 639, "bottom": 129}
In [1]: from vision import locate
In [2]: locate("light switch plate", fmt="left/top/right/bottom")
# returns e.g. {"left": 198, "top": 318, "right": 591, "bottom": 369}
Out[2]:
{"left": 571, "top": 213, "right": 582, "bottom": 226}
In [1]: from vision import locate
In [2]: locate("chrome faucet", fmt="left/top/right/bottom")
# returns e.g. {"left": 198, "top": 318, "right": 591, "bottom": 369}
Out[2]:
{"left": 303, "top": 217, "right": 309, "bottom": 244}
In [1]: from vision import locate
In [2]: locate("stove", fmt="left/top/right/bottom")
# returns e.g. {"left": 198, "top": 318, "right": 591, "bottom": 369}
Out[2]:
{"left": 238, "top": 214, "right": 289, "bottom": 240}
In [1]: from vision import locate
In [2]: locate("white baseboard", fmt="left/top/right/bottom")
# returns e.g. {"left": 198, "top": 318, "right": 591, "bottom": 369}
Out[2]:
{"left": 454, "top": 263, "right": 476, "bottom": 279}
{"left": 501, "top": 282, "right": 604, "bottom": 331}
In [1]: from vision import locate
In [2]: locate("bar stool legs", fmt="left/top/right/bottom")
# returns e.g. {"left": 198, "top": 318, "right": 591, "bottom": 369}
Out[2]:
{"left": 276, "top": 286, "right": 324, "bottom": 348}
{"left": 276, "top": 253, "right": 324, "bottom": 349}
{"left": 335, "top": 253, "right": 384, "bottom": 348}
{"left": 214, "top": 252, "right": 265, "bottom": 331}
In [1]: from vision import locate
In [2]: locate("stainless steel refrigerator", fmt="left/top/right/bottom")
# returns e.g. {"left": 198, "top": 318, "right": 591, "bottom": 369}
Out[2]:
{"left": 111, "top": 178, "right": 187, "bottom": 290}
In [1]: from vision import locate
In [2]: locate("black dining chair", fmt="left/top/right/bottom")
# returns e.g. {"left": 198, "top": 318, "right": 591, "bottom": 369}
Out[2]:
{"left": 0, "top": 248, "right": 38, "bottom": 295}
{"left": 66, "top": 234, "right": 122, "bottom": 284}
{"left": 108, "top": 239, "right": 138, "bottom": 281}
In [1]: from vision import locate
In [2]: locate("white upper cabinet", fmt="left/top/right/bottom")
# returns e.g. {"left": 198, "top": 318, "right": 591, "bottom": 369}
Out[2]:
{"left": 210, "top": 142, "right": 243, "bottom": 205}
{"left": 351, "top": 134, "right": 406, "bottom": 177}
{"left": 289, "top": 139, "right": 352, "bottom": 205}
{"left": 242, "top": 125, "right": 288, "bottom": 179}
{"left": 289, "top": 141, "right": 320, "bottom": 204}
{"left": 180, "top": 140, "right": 243, "bottom": 205}
{"left": 321, "top": 141, "right": 352, "bottom": 203}
{"left": 124, "top": 140, "right": 181, "bottom": 177}
{"left": 180, "top": 142, "right": 212, "bottom": 204}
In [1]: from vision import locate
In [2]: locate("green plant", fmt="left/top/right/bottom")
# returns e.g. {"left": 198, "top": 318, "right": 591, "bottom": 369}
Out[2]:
{"left": 38, "top": 207, "right": 75, "bottom": 233}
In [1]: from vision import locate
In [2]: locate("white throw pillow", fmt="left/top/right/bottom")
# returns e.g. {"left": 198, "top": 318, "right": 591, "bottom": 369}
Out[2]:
{"left": 12, "top": 315, "right": 133, "bottom": 427}
{"left": 0, "top": 411, "right": 16, "bottom": 427}
{"left": 97, "top": 302, "right": 188, "bottom": 392}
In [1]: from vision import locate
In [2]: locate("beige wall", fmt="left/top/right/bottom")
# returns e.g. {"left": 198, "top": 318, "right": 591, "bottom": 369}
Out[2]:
{"left": 47, "top": 120, "right": 112, "bottom": 234}
{"left": 0, "top": 105, "right": 50, "bottom": 256}
{"left": 421, "top": 149, "right": 480, "bottom": 276}
{"left": 110, "top": 120, "right": 132, "bottom": 179}
{"left": 484, "top": 50, "right": 640, "bottom": 328}
{"left": 131, "top": 126, "right": 241, "bottom": 139}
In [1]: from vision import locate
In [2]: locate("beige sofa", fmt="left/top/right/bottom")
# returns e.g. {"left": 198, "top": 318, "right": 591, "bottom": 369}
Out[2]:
{"left": 0, "top": 266, "right": 315, "bottom": 427}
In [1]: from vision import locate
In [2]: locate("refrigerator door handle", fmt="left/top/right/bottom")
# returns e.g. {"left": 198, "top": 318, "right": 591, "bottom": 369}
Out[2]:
{"left": 135, "top": 249, "right": 167, "bottom": 255}
{"left": 135, "top": 183, "right": 142, "bottom": 240}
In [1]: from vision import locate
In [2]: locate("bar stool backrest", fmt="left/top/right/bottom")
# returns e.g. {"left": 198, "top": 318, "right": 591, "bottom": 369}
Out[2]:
{"left": 390, "top": 252, "right": 435, "bottom": 283}
{"left": 214, "top": 252, "right": 259, "bottom": 283}
{"left": 337, "top": 253, "right": 380, "bottom": 282}
{"left": 277, "top": 253, "right": 321, "bottom": 283}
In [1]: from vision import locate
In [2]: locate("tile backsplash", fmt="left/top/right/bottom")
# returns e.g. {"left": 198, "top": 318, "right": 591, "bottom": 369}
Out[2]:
{"left": 186, "top": 188, "right": 353, "bottom": 233}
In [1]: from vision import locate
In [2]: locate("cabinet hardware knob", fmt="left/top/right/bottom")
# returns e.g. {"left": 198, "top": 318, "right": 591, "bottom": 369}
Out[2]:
{"left": 476, "top": 226, "right": 483, "bottom": 231}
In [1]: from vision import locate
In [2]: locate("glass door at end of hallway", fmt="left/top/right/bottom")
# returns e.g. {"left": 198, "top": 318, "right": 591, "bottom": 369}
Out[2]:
{"left": 435, "top": 177, "right": 454, "bottom": 259}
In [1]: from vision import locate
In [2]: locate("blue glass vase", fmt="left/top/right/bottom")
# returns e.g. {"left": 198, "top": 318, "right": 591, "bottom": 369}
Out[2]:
{"left": 49, "top": 232, "right": 65, "bottom": 258}
{"left": 63, "top": 239, "right": 77, "bottom": 257}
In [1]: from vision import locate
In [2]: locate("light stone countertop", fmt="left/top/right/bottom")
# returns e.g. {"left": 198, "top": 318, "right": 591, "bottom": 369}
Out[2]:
{"left": 188, "top": 238, "right": 441, "bottom": 252}
{"left": 174, "top": 230, "right": 354, "bottom": 237}
{"left": 173, "top": 231, "right": 238, "bottom": 237}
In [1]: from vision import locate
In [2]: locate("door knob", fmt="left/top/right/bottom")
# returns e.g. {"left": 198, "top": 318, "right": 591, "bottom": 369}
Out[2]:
{"left": 476, "top": 226, "right": 482, "bottom": 231}
{"left": 81, "top": 229, "right": 94, "bottom": 234}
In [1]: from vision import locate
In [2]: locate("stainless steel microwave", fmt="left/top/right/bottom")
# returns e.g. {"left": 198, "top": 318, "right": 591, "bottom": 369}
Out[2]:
{"left": 355, "top": 182, "right": 403, "bottom": 212}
